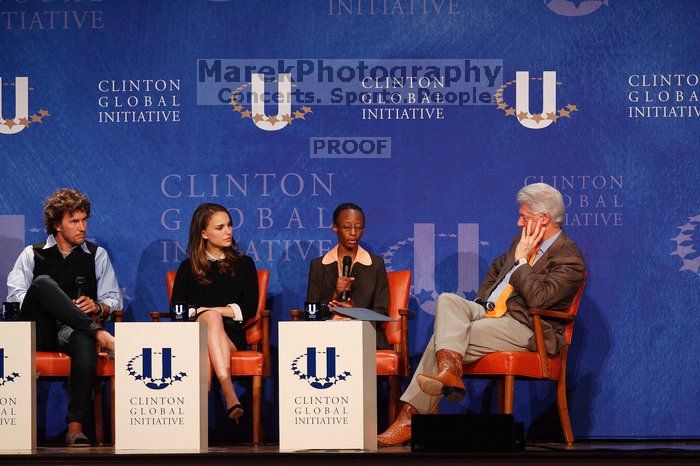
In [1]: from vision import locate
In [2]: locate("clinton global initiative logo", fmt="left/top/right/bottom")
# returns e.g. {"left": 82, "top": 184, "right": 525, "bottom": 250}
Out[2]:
{"left": 0, "top": 348, "right": 20, "bottom": 387}
{"left": 126, "top": 348, "right": 187, "bottom": 390}
{"left": 545, "top": 0, "right": 608, "bottom": 17}
{"left": 494, "top": 71, "right": 578, "bottom": 130}
{"left": 382, "top": 223, "right": 486, "bottom": 315}
{"left": 229, "top": 74, "right": 312, "bottom": 131}
{"left": 198, "top": 59, "right": 502, "bottom": 128}
{"left": 98, "top": 79, "right": 181, "bottom": 124}
{"left": 0, "top": 77, "right": 51, "bottom": 135}
{"left": 671, "top": 214, "right": 700, "bottom": 276}
{"left": 291, "top": 347, "right": 351, "bottom": 390}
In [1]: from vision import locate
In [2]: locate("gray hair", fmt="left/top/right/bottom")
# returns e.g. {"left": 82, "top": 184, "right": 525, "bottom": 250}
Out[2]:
{"left": 517, "top": 183, "right": 565, "bottom": 226}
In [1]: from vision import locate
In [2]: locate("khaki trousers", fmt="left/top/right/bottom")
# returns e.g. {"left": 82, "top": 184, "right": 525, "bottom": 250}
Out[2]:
{"left": 400, "top": 293, "right": 534, "bottom": 414}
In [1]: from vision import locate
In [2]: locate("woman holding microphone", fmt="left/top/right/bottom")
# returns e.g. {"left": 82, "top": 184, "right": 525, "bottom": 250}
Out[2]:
{"left": 306, "top": 202, "right": 390, "bottom": 346}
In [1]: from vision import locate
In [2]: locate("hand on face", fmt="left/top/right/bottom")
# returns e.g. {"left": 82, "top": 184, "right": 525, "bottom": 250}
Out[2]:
{"left": 514, "top": 218, "right": 546, "bottom": 262}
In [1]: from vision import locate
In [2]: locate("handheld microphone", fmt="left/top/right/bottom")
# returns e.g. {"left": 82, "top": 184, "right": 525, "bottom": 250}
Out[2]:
{"left": 475, "top": 298, "right": 495, "bottom": 311}
{"left": 75, "top": 276, "right": 86, "bottom": 299}
{"left": 340, "top": 256, "right": 352, "bottom": 301}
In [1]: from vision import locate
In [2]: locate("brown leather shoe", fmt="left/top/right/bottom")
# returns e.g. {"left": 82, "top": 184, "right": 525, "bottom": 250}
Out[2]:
{"left": 377, "top": 403, "right": 418, "bottom": 446}
{"left": 416, "top": 349, "right": 465, "bottom": 402}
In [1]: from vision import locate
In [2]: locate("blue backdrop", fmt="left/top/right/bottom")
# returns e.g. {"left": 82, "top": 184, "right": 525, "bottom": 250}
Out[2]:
{"left": 1, "top": 0, "right": 698, "bottom": 441}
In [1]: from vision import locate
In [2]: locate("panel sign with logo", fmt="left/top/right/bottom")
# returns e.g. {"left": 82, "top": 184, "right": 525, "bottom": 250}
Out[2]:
{"left": 0, "top": 322, "right": 35, "bottom": 452}
{"left": 278, "top": 321, "right": 377, "bottom": 451}
{"left": 115, "top": 322, "right": 207, "bottom": 451}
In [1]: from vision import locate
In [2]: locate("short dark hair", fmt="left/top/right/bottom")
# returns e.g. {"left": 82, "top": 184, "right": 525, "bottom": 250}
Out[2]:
{"left": 332, "top": 203, "right": 365, "bottom": 225}
{"left": 43, "top": 188, "right": 91, "bottom": 235}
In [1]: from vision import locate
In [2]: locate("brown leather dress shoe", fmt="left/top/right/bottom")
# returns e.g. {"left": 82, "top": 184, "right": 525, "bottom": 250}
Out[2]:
{"left": 416, "top": 349, "right": 465, "bottom": 402}
{"left": 377, "top": 403, "right": 418, "bottom": 446}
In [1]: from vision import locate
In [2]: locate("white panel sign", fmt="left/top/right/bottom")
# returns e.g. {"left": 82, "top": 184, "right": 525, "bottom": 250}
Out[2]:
{"left": 115, "top": 323, "right": 207, "bottom": 451}
{"left": 279, "top": 321, "right": 377, "bottom": 451}
{"left": 0, "top": 322, "right": 36, "bottom": 452}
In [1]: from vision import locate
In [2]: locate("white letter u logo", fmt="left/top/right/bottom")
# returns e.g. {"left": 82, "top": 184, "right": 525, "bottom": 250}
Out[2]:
{"left": 251, "top": 73, "right": 292, "bottom": 131}
{"left": 515, "top": 71, "right": 556, "bottom": 130}
{"left": 0, "top": 77, "right": 29, "bottom": 135}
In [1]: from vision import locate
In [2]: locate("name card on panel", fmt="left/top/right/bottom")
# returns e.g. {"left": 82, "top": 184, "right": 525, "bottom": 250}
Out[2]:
{"left": 279, "top": 321, "right": 377, "bottom": 451}
{"left": 0, "top": 322, "right": 36, "bottom": 452}
{"left": 115, "top": 323, "right": 207, "bottom": 452}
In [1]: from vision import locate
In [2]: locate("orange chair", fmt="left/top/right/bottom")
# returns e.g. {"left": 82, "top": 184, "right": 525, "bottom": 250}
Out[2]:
{"left": 461, "top": 275, "right": 586, "bottom": 444}
{"left": 151, "top": 269, "right": 270, "bottom": 444}
{"left": 35, "top": 310, "right": 123, "bottom": 445}
{"left": 291, "top": 270, "right": 412, "bottom": 423}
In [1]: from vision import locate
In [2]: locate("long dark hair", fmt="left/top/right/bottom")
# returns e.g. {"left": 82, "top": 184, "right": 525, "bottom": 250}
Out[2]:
{"left": 187, "top": 203, "right": 240, "bottom": 284}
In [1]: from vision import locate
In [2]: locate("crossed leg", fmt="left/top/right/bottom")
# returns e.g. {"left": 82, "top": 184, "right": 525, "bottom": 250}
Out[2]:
{"left": 195, "top": 311, "right": 241, "bottom": 411}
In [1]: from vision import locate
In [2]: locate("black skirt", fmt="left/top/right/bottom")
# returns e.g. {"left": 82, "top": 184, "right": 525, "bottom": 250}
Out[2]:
{"left": 189, "top": 309, "right": 247, "bottom": 350}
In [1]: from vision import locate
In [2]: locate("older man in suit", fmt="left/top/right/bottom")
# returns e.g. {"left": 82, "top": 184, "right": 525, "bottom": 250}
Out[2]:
{"left": 378, "top": 182, "right": 585, "bottom": 446}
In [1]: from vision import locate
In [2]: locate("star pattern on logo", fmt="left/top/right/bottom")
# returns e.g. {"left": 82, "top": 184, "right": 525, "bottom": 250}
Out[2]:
{"left": 0, "top": 372, "right": 20, "bottom": 386}
{"left": 228, "top": 82, "right": 312, "bottom": 125}
{"left": 381, "top": 232, "right": 489, "bottom": 310}
{"left": 1, "top": 109, "right": 49, "bottom": 129}
{"left": 126, "top": 353, "right": 188, "bottom": 389}
{"left": 0, "top": 84, "right": 50, "bottom": 129}
{"left": 414, "top": 288, "right": 435, "bottom": 305}
{"left": 492, "top": 78, "right": 577, "bottom": 125}
{"left": 290, "top": 352, "right": 351, "bottom": 388}
{"left": 671, "top": 214, "right": 700, "bottom": 276}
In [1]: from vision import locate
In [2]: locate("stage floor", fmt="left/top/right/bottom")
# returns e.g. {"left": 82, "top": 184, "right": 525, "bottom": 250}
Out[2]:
{"left": 2, "top": 441, "right": 700, "bottom": 465}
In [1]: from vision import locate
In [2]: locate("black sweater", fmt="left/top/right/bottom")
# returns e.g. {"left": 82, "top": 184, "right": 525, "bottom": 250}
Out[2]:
{"left": 171, "top": 255, "right": 258, "bottom": 348}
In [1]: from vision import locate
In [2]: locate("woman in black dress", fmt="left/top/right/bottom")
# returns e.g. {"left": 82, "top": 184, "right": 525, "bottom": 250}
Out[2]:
{"left": 171, "top": 203, "right": 258, "bottom": 421}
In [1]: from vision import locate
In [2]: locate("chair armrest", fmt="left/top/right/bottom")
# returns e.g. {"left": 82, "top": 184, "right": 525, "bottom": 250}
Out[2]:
{"left": 532, "top": 315, "right": 551, "bottom": 378}
{"left": 529, "top": 309, "right": 574, "bottom": 321}
{"left": 290, "top": 309, "right": 304, "bottom": 321}
{"left": 242, "top": 310, "right": 270, "bottom": 330}
{"left": 261, "top": 309, "right": 271, "bottom": 377}
{"left": 398, "top": 308, "right": 410, "bottom": 377}
{"left": 242, "top": 315, "right": 259, "bottom": 330}
{"left": 150, "top": 312, "right": 169, "bottom": 322}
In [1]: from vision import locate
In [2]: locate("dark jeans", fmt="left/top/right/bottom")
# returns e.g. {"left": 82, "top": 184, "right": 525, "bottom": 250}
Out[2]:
{"left": 19, "top": 275, "right": 102, "bottom": 424}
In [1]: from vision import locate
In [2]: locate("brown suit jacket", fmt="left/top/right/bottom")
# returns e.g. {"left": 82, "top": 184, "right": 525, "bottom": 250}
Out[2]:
{"left": 306, "top": 252, "right": 390, "bottom": 347}
{"left": 476, "top": 230, "right": 585, "bottom": 356}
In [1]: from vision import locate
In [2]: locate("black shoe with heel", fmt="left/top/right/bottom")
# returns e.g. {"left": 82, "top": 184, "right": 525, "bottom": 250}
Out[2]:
{"left": 227, "top": 404, "right": 244, "bottom": 423}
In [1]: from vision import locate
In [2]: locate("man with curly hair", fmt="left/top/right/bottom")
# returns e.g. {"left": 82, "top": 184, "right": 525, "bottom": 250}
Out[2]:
{"left": 7, "top": 188, "right": 122, "bottom": 447}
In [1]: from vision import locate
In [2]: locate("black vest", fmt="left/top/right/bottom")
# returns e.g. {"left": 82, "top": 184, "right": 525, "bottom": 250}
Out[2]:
{"left": 32, "top": 240, "right": 98, "bottom": 300}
